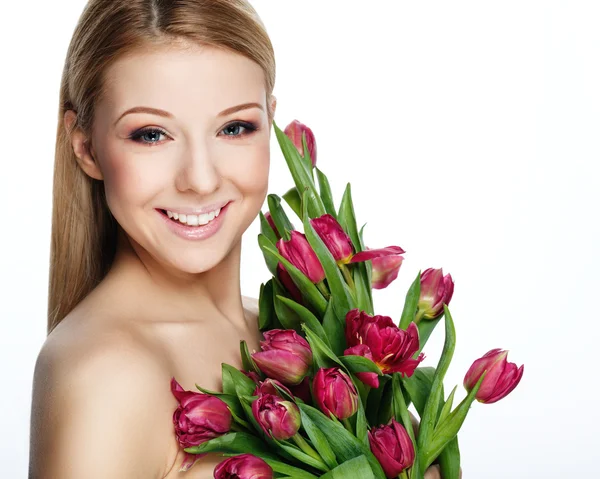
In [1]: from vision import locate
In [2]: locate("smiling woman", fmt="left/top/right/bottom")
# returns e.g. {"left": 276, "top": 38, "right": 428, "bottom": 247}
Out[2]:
{"left": 29, "top": 1, "right": 278, "bottom": 478}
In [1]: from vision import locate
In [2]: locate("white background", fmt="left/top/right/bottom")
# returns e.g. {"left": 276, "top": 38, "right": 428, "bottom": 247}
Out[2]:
{"left": 1, "top": 1, "right": 598, "bottom": 477}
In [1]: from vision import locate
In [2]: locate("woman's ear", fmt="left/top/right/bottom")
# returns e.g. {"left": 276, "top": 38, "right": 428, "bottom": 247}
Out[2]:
{"left": 63, "top": 110, "right": 104, "bottom": 181}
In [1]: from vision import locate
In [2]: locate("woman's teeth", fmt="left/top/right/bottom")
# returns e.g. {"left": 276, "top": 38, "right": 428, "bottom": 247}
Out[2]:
{"left": 166, "top": 207, "right": 221, "bottom": 226}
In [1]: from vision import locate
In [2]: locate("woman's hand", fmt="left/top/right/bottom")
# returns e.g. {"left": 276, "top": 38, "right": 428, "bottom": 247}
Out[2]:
{"left": 410, "top": 412, "right": 463, "bottom": 479}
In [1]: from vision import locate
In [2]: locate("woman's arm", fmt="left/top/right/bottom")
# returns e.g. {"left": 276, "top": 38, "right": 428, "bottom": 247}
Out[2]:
{"left": 29, "top": 334, "right": 175, "bottom": 479}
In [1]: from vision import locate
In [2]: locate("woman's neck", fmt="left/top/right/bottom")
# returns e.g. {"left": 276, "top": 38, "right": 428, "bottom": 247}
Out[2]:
{"left": 105, "top": 226, "right": 248, "bottom": 330}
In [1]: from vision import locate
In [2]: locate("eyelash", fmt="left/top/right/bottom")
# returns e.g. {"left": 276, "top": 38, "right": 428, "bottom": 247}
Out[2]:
{"left": 128, "top": 121, "right": 259, "bottom": 146}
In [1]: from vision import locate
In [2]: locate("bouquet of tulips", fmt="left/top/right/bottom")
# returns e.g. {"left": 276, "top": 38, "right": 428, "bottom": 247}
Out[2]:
{"left": 170, "top": 120, "right": 524, "bottom": 479}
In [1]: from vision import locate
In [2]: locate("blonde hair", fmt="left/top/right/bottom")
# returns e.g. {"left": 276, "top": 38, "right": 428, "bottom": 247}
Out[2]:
{"left": 48, "top": 0, "right": 276, "bottom": 334}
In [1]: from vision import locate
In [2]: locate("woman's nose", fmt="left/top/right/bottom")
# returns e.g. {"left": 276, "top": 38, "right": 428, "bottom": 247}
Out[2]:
{"left": 174, "top": 141, "right": 221, "bottom": 195}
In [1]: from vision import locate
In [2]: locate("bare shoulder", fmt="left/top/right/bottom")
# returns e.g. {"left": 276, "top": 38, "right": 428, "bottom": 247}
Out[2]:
{"left": 30, "top": 317, "right": 177, "bottom": 478}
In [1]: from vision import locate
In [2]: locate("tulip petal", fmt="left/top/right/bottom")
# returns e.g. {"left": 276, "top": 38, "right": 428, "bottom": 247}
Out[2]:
{"left": 350, "top": 245, "right": 406, "bottom": 263}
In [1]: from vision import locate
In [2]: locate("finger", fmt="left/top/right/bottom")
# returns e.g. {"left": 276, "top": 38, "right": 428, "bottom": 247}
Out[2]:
{"left": 424, "top": 464, "right": 441, "bottom": 479}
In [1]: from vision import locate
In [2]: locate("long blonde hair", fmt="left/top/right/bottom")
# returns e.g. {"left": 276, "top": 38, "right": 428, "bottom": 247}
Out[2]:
{"left": 48, "top": 0, "right": 276, "bottom": 334}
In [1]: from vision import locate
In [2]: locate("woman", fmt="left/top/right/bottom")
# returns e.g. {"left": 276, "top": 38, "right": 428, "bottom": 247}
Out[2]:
{"left": 29, "top": 1, "right": 445, "bottom": 477}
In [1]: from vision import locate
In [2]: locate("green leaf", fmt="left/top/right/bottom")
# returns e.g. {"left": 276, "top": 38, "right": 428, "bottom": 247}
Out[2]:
{"left": 392, "top": 373, "right": 416, "bottom": 446}
{"left": 299, "top": 408, "right": 339, "bottom": 469}
{"left": 268, "top": 194, "right": 295, "bottom": 241}
{"left": 240, "top": 340, "right": 260, "bottom": 375}
{"left": 416, "top": 306, "right": 456, "bottom": 472}
{"left": 273, "top": 282, "right": 303, "bottom": 332}
{"left": 193, "top": 386, "right": 245, "bottom": 420}
{"left": 353, "top": 263, "right": 374, "bottom": 315}
{"left": 258, "top": 228, "right": 279, "bottom": 277}
{"left": 273, "top": 121, "right": 325, "bottom": 217}
{"left": 298, "top": 404, "right": 386, "bottom": 479}
{"left": 354, "top": 395, "right": 370, "bottom": 448}
{"left": 301, "top": 130, "right": 315, "bottom": 173}
{"left": 318, "top": 455, "right": 376, "bottom": 479}
{"left": 274, "top": 439, "right": 329, "bottom": 472}
{"left": 416, "top": 315, "right": 442, "bottom": 355}
{"left": 276, "top": 295, "right": 331, "bottom": 348}
{"left": 259, "top": 211, "right": 279, "bottom": 245}
{"left": 322, "top": 299, "right": 346, "bottom": 356}
{"left": 259, "top": 280, "right": 277, "bottom": 331}
{"left": 315, "top": 167, "right": 338, "bottom": 220}
{"left": 438, "top": 386, "right": 457, "bottom": 426}
{"left": 402, "top": 367, "right": 436, "bottom": 416}
{"left": 339, "top": 355, "right": 382, "bottom": 376}
{"left": 283, "top": 186, "right": 303, "bottom": 219}
{"left": 258, "top": 233, "right": 327, "bottom": 316}
{"left": 366, "top": 375, "right": 390, "bottom": 425}
{"left": 302, "top": 189, "right": 355, "bottom": 317}
{"left": 399, "top": 271, "right": 421, "bottom": 330}
{"left": 265, "top": 458, "right": 319, "bottom": 479}
{"left": 184, "top": 431, "right": 276, "bottom": 458}
{"left": 222, "top": 364, "right": 256, "bottom": 398}
{"left": 438, "top": 435, "right": 461, "bottom": 479}
{"left": 302, "top": 324, "right": 345, "bottom": 370}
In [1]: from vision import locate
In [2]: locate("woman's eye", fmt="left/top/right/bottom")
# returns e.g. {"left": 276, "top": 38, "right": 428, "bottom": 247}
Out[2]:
{"left": 220, "top": 121, "right": 258, "bottom": 139}
{"left": 129, "top": 127, "right": 169, "bottom": 146}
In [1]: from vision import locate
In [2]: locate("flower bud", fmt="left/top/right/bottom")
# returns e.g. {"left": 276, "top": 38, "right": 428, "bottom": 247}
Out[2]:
{"left": 309, "top": 214, "right": 354, "bottom": 264}
{"left": 214, "top": 453, "right": 273, "bottom": 479}
{"left": 368, "top": 419, "right": 415, "bottom": 478}
{"left": 313, "top": 367, "right": 359, "bottom": 420}
{"left": 254, "top": 378, "right": 294, "bottom": 399}
{"left": 464, "top": 349, "right": 524, "bottom": 404}
{"left": 252, "top": 393, "right": 301, "bottom": 440}
{"left": 171, "top": 378, "right": 232, "bottom": 449}
{"left": 171, "top": 378, "right": 232, "bottom": 472}
{"left": 417, "top": 268, "right": 454, "bottom": 320}
{"left": 276, "top": 262, "right": 303, "bottom": 304}
{"left": 277, "top": 230, "right": 325, "bottom": 284}
{"left": 284, "top": 119, "right": 317, "bottom": 167}
{"left": 251, "top": 330, "right": 313, "bottom": 385}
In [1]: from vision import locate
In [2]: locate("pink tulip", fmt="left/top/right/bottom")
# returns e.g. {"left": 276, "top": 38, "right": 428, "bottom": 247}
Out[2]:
{"left": 284, "top": 119, "right": 317, "bottom": 167}
{"left": 417, "top": 268, "right": 454, "bottom": 320}
{"left": 368, "top": 419, "right": 415, "bottom": 478}
{"left": 371, "top": 250, "right": 404, "bottom": 289}
{"left": 254, "top": 378, "right": 294, "bottom": 399}
{"left": 171, "top": 378, "right": 232, "bottom": 472}
{"left": 350, "top": 245, "right": 406, "bottom": 264}
{"left": 309, "top": 214, "right": 355, "bottom": 264}
{"left": 252, "top": 330, "right": 313, "bottom": 385}
{"left": 344, "top": 344, "right": 380, "bottom": 388}
{"left": 345, "top": 309, "right": 424, "bottom": 378}
{"left": 252, "top": 393, "right": 301, "bottom": 440}
{"left": 277, "top": 230, "right": 325, "bottom": 284}
{"left": 313, "top": 367, "right": 359, "bottom": 420}
{"left": 464, "top": 349, "right": 524, "bottom": 404}
{"left": 214, "top": 453, "right": 273, "bottom": 479}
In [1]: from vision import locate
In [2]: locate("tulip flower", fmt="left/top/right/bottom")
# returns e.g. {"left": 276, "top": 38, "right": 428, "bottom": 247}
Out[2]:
{"left": 345, "top": 309, "right": 424, "bottom": 379}
{"left": 417, "top": 268, "right": 454, "bottom": 321}
{"left": 309, "top": 214, "right": 355, "bottom": 265}
{"left": 171, "top": 378, "right": 232, "bottom": 472}
{"left": 350, "top": 245, "right": 406, "bottom": 264}
{"left": 368, "top": 419, "right": 415, "bottom": 478}
{"left": 289, "top": 376, "right": 312, "bottom": 404}
{"left": 313, "top": 367, "right": 359, "bottom": 420}
{"left": 284, "top": 119, "right": 317, "bottom": 167}
{"left": 214, "top": 453, "right": 273, "bottom": 479}
{"left": 254, "top": 378, "right": 294, "bottom": 399}
{"left": 276, "top": 230, "right": 325, "bottom": 284}
{"left": 371, "top": 250, "right": 404, "bottom": 289}
{"left": 252, "top": 393, "right": 302, "bottom": 440}
{"left": 251, "top": 329, "right": 313, "bottom": 385}
{"left": 464, "top": 349, "right": 524, "bottom": 404}
{"left": 264, "top": 212, "right": 281, "bottom": 239}
{"left": 344, "top": 344, "right": 380, "bottom": 388}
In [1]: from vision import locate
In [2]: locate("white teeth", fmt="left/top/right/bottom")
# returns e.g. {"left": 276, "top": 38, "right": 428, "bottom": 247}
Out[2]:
{"left": 165, "top": 206, "right": 222, "bottom": 226}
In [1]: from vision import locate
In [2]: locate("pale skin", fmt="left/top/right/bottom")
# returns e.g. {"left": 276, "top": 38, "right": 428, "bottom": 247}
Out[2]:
{"left": 29, "top": 41, "right": 445, "bottom": 478}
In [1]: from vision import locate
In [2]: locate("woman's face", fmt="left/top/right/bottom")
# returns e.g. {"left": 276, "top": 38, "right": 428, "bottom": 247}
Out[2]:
{"left": 77, "top": 42, "right": 274, "bottom": 275}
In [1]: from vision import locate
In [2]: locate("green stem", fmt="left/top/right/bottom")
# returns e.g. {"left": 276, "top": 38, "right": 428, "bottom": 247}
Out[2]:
{"left": 339, "top": 263, "right": 356, "bottom": 290}
{"left": 292, "top": 433, "right": 326, "bottom": 466}
{"left": 399, "top": 470, "right": 410, "bottom": 479}
{"left": 316, "top": 280, "right": 330, "bottom": 300}
{"left": 414, "top": 308, "right": 425, "bottom": 325}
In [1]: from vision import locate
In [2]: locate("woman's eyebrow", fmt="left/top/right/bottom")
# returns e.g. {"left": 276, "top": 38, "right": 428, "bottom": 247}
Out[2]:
{"left": 114, "top": 102, "right": 264, "bottom": 126}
